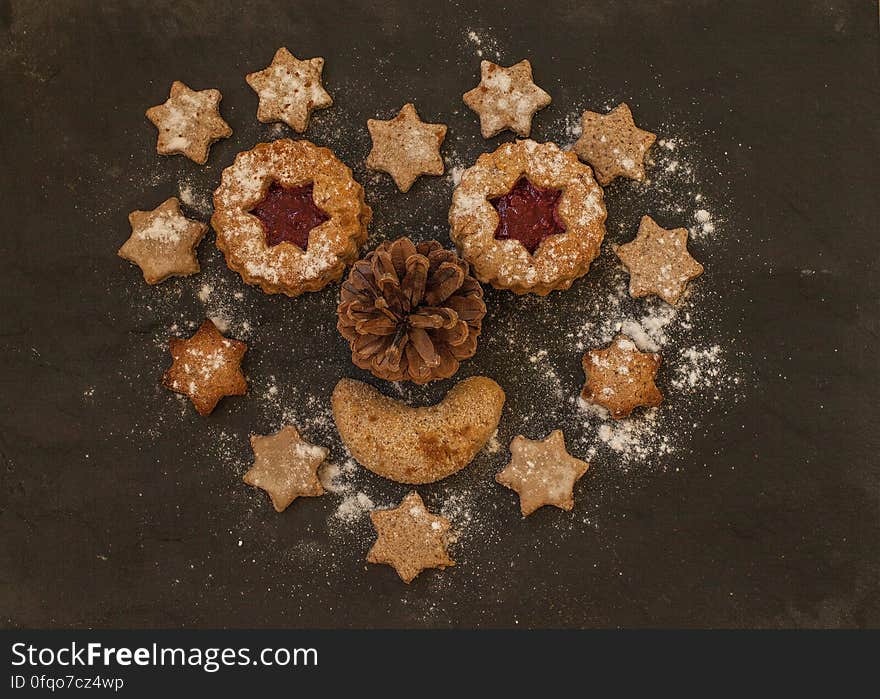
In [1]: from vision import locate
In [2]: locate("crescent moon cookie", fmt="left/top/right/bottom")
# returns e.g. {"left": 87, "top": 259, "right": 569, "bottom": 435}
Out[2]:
{"left": 448, "top": 139, "right": 607, "bottom": 295}
{"left": 331, "top": 376, "right": 505, "bottom": 484}
{"left": 212, "top": 139, "right": 371, "bottom": 297}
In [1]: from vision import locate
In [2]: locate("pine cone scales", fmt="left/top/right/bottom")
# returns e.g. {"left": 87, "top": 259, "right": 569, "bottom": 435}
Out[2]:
{"left": 337, "top": 237, "right": 486, "bottom": 384}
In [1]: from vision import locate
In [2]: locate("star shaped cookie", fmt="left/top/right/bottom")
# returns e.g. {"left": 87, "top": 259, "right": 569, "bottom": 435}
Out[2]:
{"left": 463, "top": 59, "right": 551, "bottom": 138}
{"left": 366, "top": 103, "right": 447, "bottom": 192}
{"left": 367, "top": 492, "right": 454, "bottom": 583}
{"left": 574, "top": 103, "right": 656, "bottom": 185}
{"left": 118, "top": 197, "right": 207, "bottom": 284}
{"left": 161, "top": 319, "right": 247, "bottom": 416}
{"left": 246, "top": 47, "right": 332, "bottom": 132}
{"left": 616, "top": 215, "right": 704, "bottom": 305}
{"left": 581, "top": 334, "right": 663, "bottom": 419}
{"left": 243, "top": 425, "right": 328, "bottom": 512}
{"left": 145, "top": 81, "right": 232, "bottom": 164}
{"left": 496, "top": 430, "right": 589, "bottom": 516}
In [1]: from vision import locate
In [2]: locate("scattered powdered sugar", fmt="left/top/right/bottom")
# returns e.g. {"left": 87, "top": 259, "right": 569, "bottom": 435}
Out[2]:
{"left": 464, "top": 29, "right": 500, "bottom": 59}
{"left": 179, "top": 180, "right": 212, "bottom": 215}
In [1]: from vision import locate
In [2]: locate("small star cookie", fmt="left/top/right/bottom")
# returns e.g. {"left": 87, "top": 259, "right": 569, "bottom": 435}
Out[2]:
{"left": 161, "top": 319, "right": 247, "bottom": 416}
{"left": 243, "top": 426, "right": 327, "bottom": 512}
{"left": 616, "top": 215, "right": 704, "bottom": 305}
{"left": 496, "top": 430, "right": 589, "bottom": 516}
{"left": 118, "top": 197, "right": 207, "bottom": 284}
{"left": 581, "top": 334, "right": 663, "bottom": 419}
{"left": 367, "top": 492, "right": 454, "bottom": 583}
{"left": 145, "top": 81, "right": 232, "bottom": 164}
{"left": 574, "top": 103, "right": 656, "bottom": 185}
{"left": 366, "top": 103, "right": 447, "bottom": 192}
{"left": 463, "top": 59, "right": 551, "bottom": 138}
{"left": 246, "top": 48, "right": 332, "bottom": 132}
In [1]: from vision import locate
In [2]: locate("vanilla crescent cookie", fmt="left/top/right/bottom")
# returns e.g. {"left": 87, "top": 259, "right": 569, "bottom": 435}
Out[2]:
{"left": 212, "top": 139, "right": 371, "bottom": 297}
{"left": 448, "top": 139, "right": 607, "bottom": 295}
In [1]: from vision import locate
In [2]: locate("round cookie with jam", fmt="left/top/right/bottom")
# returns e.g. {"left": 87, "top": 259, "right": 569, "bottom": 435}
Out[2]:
{"left": 212, "top": 139, "right": 371, "bottom": 296}
{"left": 448, "top": 139, "right": 606, "bottom": 295}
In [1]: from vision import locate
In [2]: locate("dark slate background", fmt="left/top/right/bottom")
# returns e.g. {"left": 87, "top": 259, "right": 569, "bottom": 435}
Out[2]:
{"left": 1, "top": 0, "right": 878, "bottom": 628}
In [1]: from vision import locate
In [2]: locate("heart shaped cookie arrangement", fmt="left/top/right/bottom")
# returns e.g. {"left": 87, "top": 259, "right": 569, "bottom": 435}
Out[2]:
{"left": 120, "top": 47, "right": 708, "bottom": 583}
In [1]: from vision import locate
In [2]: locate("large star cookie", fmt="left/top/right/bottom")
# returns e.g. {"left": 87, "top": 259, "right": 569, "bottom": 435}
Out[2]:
{"left": 366, "top": 103, "right": 447, "bottom": 192}
{"left": 246, "top": 48, "right": 332, "bottom": 132}
{"left": 574, "top": 103, "right": 656, "bottom": 185}
{"left": 367, "top": 492, "right": 454, "bottom": 583}
{"left": 161, "top": 319, "right": 247, "bottom": 416}
{"left": 243, "top": 425, "right": 327, "bottom": 512}
{"left": 145, "top": 81, "right": 232, "bottom": 164}
{"left": 463, "top": 59, "right": 551, "bottom": 138}
{"left": 616, "top": 215, "right": 704, "bottom": 305}
{"left": 118, "top": 197, "right": 207, "bottom": 284}
{"left": 496, "top": 430, "right": 589, "bottom": 516}
{"left": 581, "top": 334, "right": 663, "bottom": 419}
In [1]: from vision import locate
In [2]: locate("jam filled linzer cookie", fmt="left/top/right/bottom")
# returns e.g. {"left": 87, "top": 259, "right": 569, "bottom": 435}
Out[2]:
{"left": 161, "top": 319, "right": 247, "bottom": 416}
{"left": 463, "top": 59, "right": 551, "bottom": 138}
{"left": 573, "top": 103, "right": 656, "bottom": 185}
{"left": 118, "top": 197, "right": 207, "bottom": 284}
{"left": 211, "top": 139, "right": 371, "bottom": 297}
{"left": 496, "top": 430, "right": 590, "bottom": 516}
{"left": 616, "top": 215, "right": 704, "bottom": 305}
{"left": 331, "top": 376, "right": 505, "bottom": 484}
{"left": 246, "top": 48, "right": 332, "bottom": 132}
{"left": 243, "top": 425, "right": 328, "bottom": 512}
{"left": 448, "top": 139, "right": 607, "bottom": 295}
{"left": 337, "top": 237, "right": 486, "bottom": 384}
{"left": 581, "top": 334, "right": 663, "bottom": 419}
{"left": 367, "top": 492, "right": 454, "bottom": 583}
{"left": 145, "top": 81, "right": 232, "bottom": 165}
{"left": 366, "top": 103, "right": 447, "bottom": 192}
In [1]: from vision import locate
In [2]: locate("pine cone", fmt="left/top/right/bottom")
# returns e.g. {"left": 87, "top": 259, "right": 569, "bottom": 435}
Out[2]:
{"left": 337, "top": 237, "right": 487, "bottom": 384}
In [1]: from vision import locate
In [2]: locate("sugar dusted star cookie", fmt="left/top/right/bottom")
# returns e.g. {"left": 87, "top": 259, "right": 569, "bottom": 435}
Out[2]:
{"left": 243, "top": 425, "right": 328, "bottom": 512}
{"left": 574, "top": 103, "right": 656, "bottom": 185}
{"left": 161, "top": 319, "right": 247, "bottom": 416}
{"left": 496, "top": 430, "right": 589, "bottom": 516}
{"left": 118, "top": 197, "right": 207, "bottom": 284}
{"left": 367, "top": 492, "right": 454, "bottom": 583}
{"left": 616, "top": 215, "right": 704, "bottom": 305}
{"left": 145, "top": 81, "right": 232, "bottom": 164}
{"left": 581, "top": 334, "right": 663, "bottom": 419}
{"left": 366, "top": 103, "right": 447, "bottom": 192}
{"left": 463, "top": 59, "right": 551, "bottom": 138}
{"left": 246, "top": 48, "right": 332, "bottom": 132}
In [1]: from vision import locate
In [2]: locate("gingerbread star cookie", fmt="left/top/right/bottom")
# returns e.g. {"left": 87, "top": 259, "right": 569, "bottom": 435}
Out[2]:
{"left": 145, "top": 81, "right": 232, "bottom": 164}
{"left": 367, "top": 492, "right": 454, "bottom": 583}
{"left": 246, "top": 47, "right": 332, "bottom": 132}
{"left": 463, "top": 59, "right": 551, "bottom": 138}
{"left": 616, "top": 215, "right": 704, "bottom": 305}
{"left": 496, "top": 430, "right": 589, "bottom": 516}
{"left": 366, "top": 104, "right": 447, "bottom": 192}
{"left": 243, "top": 425, "right": 328, "bottom": 512}
{"left": 574, "top": 103, "right": 656, "bottom": 185}
{"left": 118, "top": 197, "right": 207, "bottom": 284}
{"left": 581, "top": 334, "right": 663, "bottom": 419}
{"left": 161, "top": 319, "right": 247, "bottom": 416}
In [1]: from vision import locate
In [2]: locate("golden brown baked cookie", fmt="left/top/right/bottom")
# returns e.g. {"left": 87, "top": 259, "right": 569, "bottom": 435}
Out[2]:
{"left": 496, "top": 430, "right": 589, "bottom": 516}
{"left": 212, "top": 139, "right": 371, "bottom": 297}
{"left": 463, "top": 59, "right": 551, "bottom": 138}
{"left": 118, "top": 197, "right": 207, "bottom": 284}
{"left": 581, "top": 334, "right": 663, "bottom": 419}
{"left": 367, "top": 492, "right": 454, "bottom": 583}
{"left": 145, "top": 81, "right": 232, "bottom": 165}
{"left": 574, "top": 103, "right": 656, "bottom": 185}
{"left": 449, "top": 139, "right": 607, "bottom": 295}
{"left": 616, "top": 215, "right": 704, "bottom": 305}
{"left": 336, "top": 237, "right": 486, "bottom": 385}
{"left": 331, "top": 376, "right": 505, "bottom": 484}
{"left": 161, "top": 319, "right": 247, "bottom": 416}
{"left": 366, "top": 103, "right": 447, "bottom": 192}
{"left": 243, "top": 425, "right": 327, "bottom": 512}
